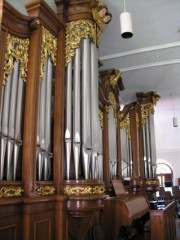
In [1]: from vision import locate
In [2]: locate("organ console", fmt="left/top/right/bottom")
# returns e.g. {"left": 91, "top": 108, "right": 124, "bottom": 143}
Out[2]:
{"left": 104, "top": 179, "right": 150, "bottom": 239}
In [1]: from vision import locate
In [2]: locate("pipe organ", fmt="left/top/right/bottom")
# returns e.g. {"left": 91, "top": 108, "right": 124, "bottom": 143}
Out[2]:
{"left": 119, "top": 91, "right": 160, "bottom": 194}
{"left": 0, "top": 1, "right": 166, "bottom": 240}
{"left": 99, "top": 69, "right": 124, "bottom": 188}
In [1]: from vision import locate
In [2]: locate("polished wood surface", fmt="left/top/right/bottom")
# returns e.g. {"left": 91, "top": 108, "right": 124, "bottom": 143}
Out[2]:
{"left": 150, "top": 200, "right": 176, "bottom": 240}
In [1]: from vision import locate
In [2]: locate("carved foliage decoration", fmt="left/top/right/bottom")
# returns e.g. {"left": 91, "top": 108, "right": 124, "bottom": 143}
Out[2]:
{"left": 108, "top": 91, "right": 118, "bottom": 126}
{"left": 0, "top": 186, "right": 24, "bottom": 198}
{"left": 99, "top": 109, "right": 104, "bottom": 129}
{"left": 37, "top": 185, "right": 56, "bottom": 196}
{"left": 64, "top": 185, "right": 105, "bottom": 195}
{"left": 141, "top": 103, "right": 154, "bottom": 125}
{"left": 120, "top": 113, "right": 131, "bottom": 139}
{"left": 109, "top": 70, "right": 122, "bottom": 88}
{"left": 3, "top": 34, "right": 29, "bottom": 85}
{"left": 92, "top": 1, "right": 112, "bottom": 30}
{"left": 65, "top": 20, "right": 100, "bottom": 65}
{"left": 40, "top": 26, "right": 57, "bottom": 80}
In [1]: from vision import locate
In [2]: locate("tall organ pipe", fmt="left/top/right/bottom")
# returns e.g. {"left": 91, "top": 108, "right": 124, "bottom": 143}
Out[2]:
{"left": 65, "top": 61, "right": 72, "bottom": 180}
{"left": 142, "top": 125, "right": 148, "bottom": 178}
{"left": 149, "top": 113, "right": 156, "bottom": 178}
{"left": 1, "top": 73, "right": 13, "bottom": 180}
{"left": 0, "top": 86, "right": 5, "bottom": 180}
{"left": 90, "top": 42, "right": 99, "bottom": 179}
{"left": 82, "top": 38, "right": 92, "bottom": 179}
{"left": 43, "top": 57, "right": 53, "bottom": 180}
{"left": 37, "top": 60, "right": 47, "bottom": 180}
{"left": 145, "top": 120, "right": 151, "bottom": 178}
{"left": 6, "top": 61, "right": 19, "bottom": 180}
{"left": 73, "top": 47, "right": 81, "bottom": 180}
{"left": 13, "top": 73, "right": 25, "bottom": 180}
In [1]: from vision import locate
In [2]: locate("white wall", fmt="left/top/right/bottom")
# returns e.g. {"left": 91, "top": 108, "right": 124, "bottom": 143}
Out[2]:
{"left": 154, "top": 107, "right": 180, "bottom": 185}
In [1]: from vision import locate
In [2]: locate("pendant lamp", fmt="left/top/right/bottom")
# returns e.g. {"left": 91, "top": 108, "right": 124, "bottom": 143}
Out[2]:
{"left": 120, "top": 0, "right": 133, "bottom": 38}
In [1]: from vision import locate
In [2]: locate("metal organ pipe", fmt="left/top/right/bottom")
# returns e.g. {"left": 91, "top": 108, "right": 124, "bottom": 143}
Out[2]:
{"left": 90, "top": 42, "right": 99, "bottom": 179}
{"left": 142, "top": 125, "right": 148, "bottom": 178}
{"left": 149, "top": 113, "right": 156, "bottom": 178}
{"left": 73, "top": 47, "right": 81, "bottom": 180}
{"left": 43, "top": 57, "right": 53, "bottom": 180}
{"left": 65, "top": 60, "right": 72, "bottom": 180}
{"left": 7, "top": 61, "right": 19, "bottom": 180}
{"left": 108, "top": 107, "right": 117, "bottom": 180}
{"left": 13, "top": 73, "right": 25, "bottom": 180}
{"left": 37, "top": 60, "right": 47, "bottom": 181}
{"left": 1, "top": 72, "right": 12, "bottom": 180}
{"left": 0, "top": 86, "right": 5, "bottom": 180}
{"left": 82, "top": 38, "right": 92, "bottom": 180}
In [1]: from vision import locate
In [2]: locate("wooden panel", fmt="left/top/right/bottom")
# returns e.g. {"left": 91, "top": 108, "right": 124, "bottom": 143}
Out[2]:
{"left": 0, "top": 200, "right": 22, "bottom": 240}
{"left": 33, "top": 213, "right": 54, "bottom": 240}
{"left": 150, "top": 201, "right": 176, "bottom": 240}
{"left": 0, "top": 211, "right": 22, "bottom": 240}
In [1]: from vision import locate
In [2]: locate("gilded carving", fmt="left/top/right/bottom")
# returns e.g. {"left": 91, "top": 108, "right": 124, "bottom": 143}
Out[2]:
{"left": 40, "top": 26, "right": 57, "bottom": 80}
{"left": 145, "top": 180, "right": 159, "bottom": 185}
{"left": 0, "top": 186, "right": 23, "bottom": 198}
{"left": 92, "top": 1, "right": 112, "bottom": 31}
{"left": 120, "top": 113, "right": 131, "bottom": 139}
{"left": 3, "top": 34, "right": 29, "bottom": 85}
{"left": 108, "top": 91, "right": 118, "bottom": 126}
{"left": 152, "top": 91, "right": 160, "bottom": 105}
{"left": 65, "top": 20, "right": 100, "bottom": 65}
{"left": 136, "top": 113, "right": 139, "bottom": 128}
{"left": 64, "top": 185, "right": 105, "bottom": 195}
{"left": 105, "top": 105, "right": 110, "bottom": 114}
{"left": 141, "top": 103, "right": 154, "bottom": 125}
{"left": 37, "top": 185, "right": 56, "bottom": 196}
{"left": 99, "top": 109, "right": 104, "bottom": 129}
{"left": 109, "top": 70, "right": 122, "bottom": 88}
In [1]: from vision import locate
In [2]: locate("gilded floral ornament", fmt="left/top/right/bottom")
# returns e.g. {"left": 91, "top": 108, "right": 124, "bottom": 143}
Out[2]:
{"left": 0, "top": 186, "right": 24, "bottom": 198}
{"left": 65, "top": 20, "right": 99, "bottom": 65}
{"left": 141, "top": 103, "right": 154, "bottom": 125}
{"left": 120, "top": 113, "right": 131, "bottom": 139}
{"left": 64, "top": 185, "right": 105, "bottom": 195}
{"left": 40, "top": 26, "right": 57, "bottom": 80}
{"left": 152, "top": 91, "right": 160, "bottom": 105}
{"left": 109, "top": 70, "right": 122, "bottom": 88}
{"left": 37, "top": 185, "right": 56, "bottom": 196}
{"left": 92, "top": 1, "right": 112, "bottom": 31}
{"left": 136, "top": 113, "right": 139, "bottom": 128}
{"left": 108, "top": 91, "right": 118, "bottom": 126}
{"left": 99, "top": 109, "right": 104, "bottom": 129}
{"left": 3, "top": 34, "right": 29, "bottom": 85}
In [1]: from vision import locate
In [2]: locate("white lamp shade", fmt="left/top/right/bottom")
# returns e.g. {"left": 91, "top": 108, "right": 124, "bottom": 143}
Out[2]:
{"left": 173, "top": 116, "right": 178, "bottom": 127}
{"left": 120, "top": 12, "right": 133, "bottom": 38}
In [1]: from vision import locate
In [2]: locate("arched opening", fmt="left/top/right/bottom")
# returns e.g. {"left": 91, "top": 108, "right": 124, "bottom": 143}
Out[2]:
{"left": 156, "top": 162, "right": 173, "bottom": 192}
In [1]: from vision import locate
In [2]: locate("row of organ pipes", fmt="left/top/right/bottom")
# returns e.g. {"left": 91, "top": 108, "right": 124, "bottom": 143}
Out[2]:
{"left": 0, "top": 26, "right": 56, "bottom": 182}
{"left": 65, "top": 38, "right": 103, "bottom": 181}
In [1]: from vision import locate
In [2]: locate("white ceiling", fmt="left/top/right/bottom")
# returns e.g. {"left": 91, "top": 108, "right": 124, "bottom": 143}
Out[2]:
{"left": 98, "top": 0, "right": 180, "bottom": 111}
